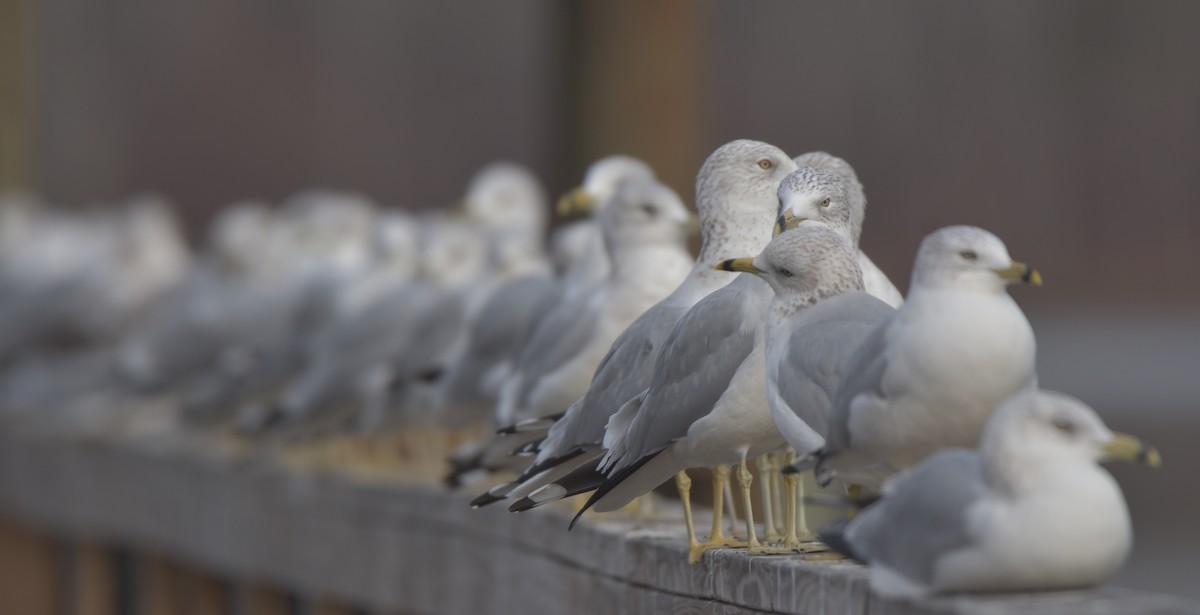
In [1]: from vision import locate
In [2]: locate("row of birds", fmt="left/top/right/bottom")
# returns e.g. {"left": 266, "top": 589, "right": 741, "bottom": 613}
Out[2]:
{"left": 0, "top": 139, "right": 1161, "bottom": 600}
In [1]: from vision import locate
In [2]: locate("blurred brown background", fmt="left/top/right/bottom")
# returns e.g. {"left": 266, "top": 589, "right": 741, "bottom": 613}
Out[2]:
{"left": 1, "top": 0, "right": 1197, "bottom": 599}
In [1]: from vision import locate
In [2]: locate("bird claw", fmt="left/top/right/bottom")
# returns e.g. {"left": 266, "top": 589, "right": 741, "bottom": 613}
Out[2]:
{"left": 687, "top": 536, "right": 748, "bottom": 564}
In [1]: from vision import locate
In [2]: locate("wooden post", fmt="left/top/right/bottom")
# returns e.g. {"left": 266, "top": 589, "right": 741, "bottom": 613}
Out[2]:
{"left": 65, "top": 541, "right": 118, "bottom": 615}
{"left": 0, "top": 0, "right": 29, "bottom": 190}
{"left": 567, "top": 0, "right": 703, "bottom": 204}
{"left": 231, "top": 583, "right": 291, "bottom": 615}
{"left": 0, "top": 515, "right": 60, "bottom": 615}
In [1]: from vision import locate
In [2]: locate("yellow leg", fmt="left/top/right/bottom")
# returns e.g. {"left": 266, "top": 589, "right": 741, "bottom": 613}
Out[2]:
{"left": 795, "top": 473, "right": 813, "bottom": 540}
{"left": 755, "top": 455, "right": 778, "bottom": 543}
{"left": 737, "top": 457, "right": 761, "bottom": 550}
{"left": 688, "top": 465, "right": 745, "bottom": 564}
{"left": 676, "top": 472, "right": 699, "bottom": 550}
{"left": 782, "top": 453, "right": 800, "bottom": 549}
{"left": 769, "top": 452, "right": 786, "bottom": 537}
{"left": 710, "top": 465, "right": 730, "bottom": 541}
{"left": 847, "top": 484, "right": 863, "bottom": 519}
{"left": 723, "top": 480, "right": 738, "bottom": 537}
{"left": 762, "top": 452, "right": 826, "bottom": 554}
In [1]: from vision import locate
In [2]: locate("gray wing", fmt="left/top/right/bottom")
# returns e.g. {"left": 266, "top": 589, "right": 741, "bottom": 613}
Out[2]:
{"left": 442, "top": 273, "right": 558, "bottom": 403}
{"left": 512, "top": 288, "right": 601, "bottom": 403}
{"left": 857, "top": 250, "right": 904, "bottom": 308}
{"left": 542, "top": 299, "right": 689, "bottom": 457}
{"left": 844, "top": 449, "right": 987, "bottom": 586}
{"left": 827, "top": 309, "right": 895, "bottom": 451}
{"left": 616, "top": 276, "right": 770, "bottom": 466}
{"left": 776, "top": 292, "right": 895, "bottom": 438}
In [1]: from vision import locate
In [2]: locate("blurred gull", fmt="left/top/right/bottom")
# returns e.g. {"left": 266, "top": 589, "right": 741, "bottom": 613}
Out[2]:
{"left": 473, "top": 141, "right": 797, "bottom": 505}
{"left": 0, "top": 197, "right": 187, "bottom": 361}
{"left": 821, "top": 389, "right": 1161, "bottom": 599}
{"left": 446, "top": 156, "right": 657, "bottom": 417}
{"left": 431, "top": 163, "right": 562, "bottom": 428}
{"left": 797, "top": 225, "right": 1042, "bottom": 491}
{"left": 455, "top": 175, "right": 694, "bottom": 484}
{"left": 264, "top": 212, "right": 487, "bottom": 433}
{"left": 392, "top": 163, "right": 549, "bottom": 422}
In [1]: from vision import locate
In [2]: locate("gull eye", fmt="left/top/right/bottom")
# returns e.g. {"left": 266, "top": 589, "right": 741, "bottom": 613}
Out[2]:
{"left": 757, "top": 159, "right": 773, "bottom": 170}
{"left": 960, "top": 250, "right": 978, "bottom": 261}
{"left": 778, "top": 267, "right": 794, "bottom": 278}
{"left": 1052, "top": 418, "right": 1076, "bottom": 435}
{"left": 639, "top": 204, "right": 657, "bottom": 216}
{"left": 820, "top": 197, "right": 831, "bottom": 208}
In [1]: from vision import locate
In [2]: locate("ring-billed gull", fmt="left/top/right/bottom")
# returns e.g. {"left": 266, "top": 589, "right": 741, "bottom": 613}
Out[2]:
{"left": 554, "top": 156, "right": 656, "bottom": 293}
{"left": 391, "top": 163, "right": 549, "bottom": 419}
{"left": 748, "top": 225, "right": 897, "bottom": 547}
{"left": 820, "top": 389, "right": 1161, "bottom": 598}
{"left": 454, "top": 175, "right": 694, "bottom": 484}
{"left": 575, "top": 224, "right": 876, "bottom": 563}
{"left": 481, "top": 140, "right": 797, "bottom": 508}
{"left": 509, "top": 167, "right": 894, "bottom": 555}
{"left": 797, "top": 225, "right": 1043, "bottom": 491}
{"left": 789, "top": 152, "right": 903, "bottom": 308}
{"left": 436, "top": 157, "right": 652, "bottom": 432}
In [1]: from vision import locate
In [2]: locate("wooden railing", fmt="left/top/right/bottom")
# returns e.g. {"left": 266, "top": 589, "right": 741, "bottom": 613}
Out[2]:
{"left": 0, "top": 425, "right": 1195, "bottom": 615}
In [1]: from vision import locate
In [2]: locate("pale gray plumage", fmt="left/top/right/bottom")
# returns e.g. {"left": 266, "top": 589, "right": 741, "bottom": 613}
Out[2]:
{"left": 492, "top": 175, "right": 694, "bottom": 428}
{"left": 582, "top": 226, "right": 865, "bottom": 517}
{"left": 600, "top": 275, "right": 769, "bottom": 475}
{"left": 766, "top": 294, "right": 894, "bottom": 457}
{"left": 789, "top": 152, "right": 903, "bottom": 307}
{"left": 496, "top": 141, "right": 798, "bottom": 506}
{"left": 824, "top": 389, "right": 1157, "bottom": 599}
{"left": 811, "top": 225, "right": 1040, "bottom": 488}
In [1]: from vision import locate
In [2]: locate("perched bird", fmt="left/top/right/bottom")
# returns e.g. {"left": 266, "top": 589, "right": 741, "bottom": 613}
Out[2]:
{"left": 262, "top": 213, "right": 488, "bottom": 433}
{"left": 576, "top": 225, "right": 868, "bottom": 562}
{"left": 747, "top": 228, "right": 897, "bottom": 547}
{"left": 821, "top": 389, "right": 1161, "bottom": 599}
{"left": 0, "top": 198, "right": 188, "bottom": 363}
{"left": 452, "top": 175, "right": 694, "bottom": 486}
{"left": 506, "top": 177, "right": 694, "bottom": 425}
{"left": 391, "top": 162, "right": 549, "bottom": 412}
{"left": 788, "top": 152, "right": 903, "bottom": 307}
{"left": 799, "top": 225, "right": 1042, "bottom": 490}
{"left": 433, "top": 158, "right": 649, "bottom": 429}
{"left": 553, "top": 156, "right": 657, "bottom": 294}
{"left": 483, "top": 140, "right": 797, "bottom": 507}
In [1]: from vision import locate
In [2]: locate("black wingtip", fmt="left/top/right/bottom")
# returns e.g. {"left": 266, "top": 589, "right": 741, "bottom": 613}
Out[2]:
{"left": 443, "top": 452, "right": 484, "bottom": 489}
{"left": 567, "top": 451, "right": 660, "bottom": 531}
{"left": 508, "top": 496, "right": 537, "bottom": 513}
{"left": 786, "top": 448, "right": 825, "bottom": 477}
{"left": 568, "top": 505, "right": 587, "bottom": 530}
{"left": 468, "top": 485, "right": 511, "bottom": 509}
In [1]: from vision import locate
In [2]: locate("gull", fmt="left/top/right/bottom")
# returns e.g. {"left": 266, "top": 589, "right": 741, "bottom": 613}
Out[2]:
{"left": 821, "top": 389, "right": 1161, "bottom": 598}
{"left": 507, "top": 165, "right": 898, "bottom": 551}
{"left": 798, "top": 225, "right": 1043, "bottom": 491}
{"left": 790, "top": 152, "right": 903, "bottom": 307}
{"left": 497, "top": 176, "right": 694, "bottom": 431}
{"left": 434, "top": 157, "right": 651, "bottom": 430}
{"left": 392, "top": 162, "right": 549, "bottom": 415}
{"left": 554, "top": 155, "right": 657, "bottom": 294}
{"left": 479, "top": 140, "right": 797, "bottom": 507}
{"left": 574, "top": 224, "right": 872, "bottom": 563}
{"left": 262, "top": 213, "right": 489, "bottom": 434}
{"left": 452, "top": 175, "right": 695, "bottom": 486}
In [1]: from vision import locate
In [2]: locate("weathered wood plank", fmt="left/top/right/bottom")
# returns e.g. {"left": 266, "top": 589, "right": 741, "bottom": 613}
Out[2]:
{"left": 0, "top": 427, "right": 1195, "bottom": 615}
